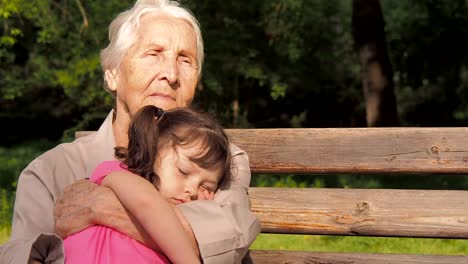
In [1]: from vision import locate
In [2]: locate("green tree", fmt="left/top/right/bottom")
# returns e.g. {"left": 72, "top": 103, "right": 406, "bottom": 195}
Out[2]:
{"left": 383, "top": 0, "right": 468, "bottom": 126}
{"left": 0, "top": 0, "right": 133, "bottom": 143}
{"left": 2, "top": 0, "right": 468, "bottom": 145}
{"left": 190, "top": 0, "right": 364, "bottom": 128}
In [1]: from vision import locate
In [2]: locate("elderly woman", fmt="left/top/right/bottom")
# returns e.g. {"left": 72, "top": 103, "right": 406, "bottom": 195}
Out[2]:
{"left": 0, "top": 1, "right": 260, "bottom": 263}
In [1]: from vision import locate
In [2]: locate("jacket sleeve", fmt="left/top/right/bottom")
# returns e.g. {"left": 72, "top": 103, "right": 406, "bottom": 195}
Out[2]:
{"left": 178, "top": 144, "right": 261, "bottom": 264}
{"left": 0, "top": 157, "right": 65, "bottom": 264}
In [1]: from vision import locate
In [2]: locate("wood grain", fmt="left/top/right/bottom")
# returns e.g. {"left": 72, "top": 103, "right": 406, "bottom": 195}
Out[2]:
{"left": 246, "top": 250, "right": 468, "bottom": 264}
{"left": 250, "top": 187, "right": 468, "bottom": 238}
{"left": 226, "top": 128, "right": 468, "bottom": 174}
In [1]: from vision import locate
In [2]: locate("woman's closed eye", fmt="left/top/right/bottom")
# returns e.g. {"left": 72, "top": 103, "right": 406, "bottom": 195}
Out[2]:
{"left": 178, "top": 54, "right": 197, "bottom": 69}
{"left": 178, "top": 168, "right": 188, "bottom": 175}
{"left": 178, "top": 56, "right": 191, "bottom": 65}
{"left": 145, "top": 49, "right": 162, "bottom": 57}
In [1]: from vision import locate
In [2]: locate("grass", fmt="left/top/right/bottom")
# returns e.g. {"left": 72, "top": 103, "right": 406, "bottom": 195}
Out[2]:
{"left": 251, "top": 234, "right": 468, "bottom": 255}
{"left": 0, "top": 189, "right": 13, "bottom": 245}
{"left": 0, "top": 228, "right": 9, "bottom": 244}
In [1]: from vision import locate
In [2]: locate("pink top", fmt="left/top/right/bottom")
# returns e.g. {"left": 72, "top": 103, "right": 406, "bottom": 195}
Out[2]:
{"left": 64, "top": 160, "right": 171, "bottom": 264}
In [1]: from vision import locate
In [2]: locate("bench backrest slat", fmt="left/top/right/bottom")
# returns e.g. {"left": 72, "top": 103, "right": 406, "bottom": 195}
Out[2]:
{"left": 248, "top": 251, "right": 468, "bottom": 264}
{"left": 251, "top": 187, "right": 468, "bottom": 238}
{"left": 226, "top": 128, "right": 468, "bottom": 174}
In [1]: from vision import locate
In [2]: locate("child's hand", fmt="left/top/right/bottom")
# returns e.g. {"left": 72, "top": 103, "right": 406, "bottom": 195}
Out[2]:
{"left": 197, "top": 187, "right": 215, "bottom": 200}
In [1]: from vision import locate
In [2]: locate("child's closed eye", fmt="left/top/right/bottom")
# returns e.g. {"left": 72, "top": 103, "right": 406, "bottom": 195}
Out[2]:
{"left": 178, "top": 168, "right": 189, "bottom": 175}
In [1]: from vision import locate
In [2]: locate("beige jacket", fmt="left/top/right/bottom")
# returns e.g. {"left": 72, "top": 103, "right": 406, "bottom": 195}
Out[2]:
{"left": 0, "top": 111, "right": 261, "bottom": 264}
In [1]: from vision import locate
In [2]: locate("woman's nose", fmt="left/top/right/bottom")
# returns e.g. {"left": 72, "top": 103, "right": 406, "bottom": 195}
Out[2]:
{"left": 158, "top": 57, "right": 179, "bottom": 86}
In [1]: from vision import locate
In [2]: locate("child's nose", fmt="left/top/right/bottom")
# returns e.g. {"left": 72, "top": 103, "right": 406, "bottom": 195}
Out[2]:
{"left": 185, "top": 182, "right": 198, "bottom": 200}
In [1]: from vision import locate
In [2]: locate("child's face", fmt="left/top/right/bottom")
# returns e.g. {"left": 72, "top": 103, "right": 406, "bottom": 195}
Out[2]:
{"left": 154, "top": 144, "right": 222, "bottom": 205}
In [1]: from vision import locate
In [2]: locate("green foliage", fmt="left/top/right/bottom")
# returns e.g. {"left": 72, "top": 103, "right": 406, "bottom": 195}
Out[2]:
{"left": 0, "top": 189, "right": 14, "bottom": 243}
{"left": 190, "top": 0, "right": 362, "bottom": 128}
{"left": 270, "top": 82, "right": 287, "bottom": 100}
{"left": 382, "top": 0, "right": 468, "bottom": 126}
{"left": 0, "top": 140, "right": 56, "bottom": 243}
{"left": 0, "top": 139, "right": 56, "bottom": 191}
{"left": 2, "top": 0, "right": 468, "bottom": 138}
{"left": 0, "top": 0, "right": 133, "bottom": 144}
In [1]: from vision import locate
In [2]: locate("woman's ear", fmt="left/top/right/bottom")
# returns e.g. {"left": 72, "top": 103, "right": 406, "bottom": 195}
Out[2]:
{"left": 104, "top": 69, "right": 118, "bottom": 92}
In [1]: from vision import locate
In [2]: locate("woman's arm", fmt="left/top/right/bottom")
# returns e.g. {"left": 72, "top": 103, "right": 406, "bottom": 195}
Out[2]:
{"left": 54, "top": 180, "right": 155, "bottom": 248}
{"left": 101, "top": 170, "right": 200, "bottom": 264}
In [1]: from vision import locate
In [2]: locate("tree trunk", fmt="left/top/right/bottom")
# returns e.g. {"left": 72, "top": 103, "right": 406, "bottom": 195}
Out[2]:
{"left": 352, "top": 0, "right": 399, "bottom": 127}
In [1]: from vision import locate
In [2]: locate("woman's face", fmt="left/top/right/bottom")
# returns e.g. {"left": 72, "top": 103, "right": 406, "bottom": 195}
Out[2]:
{"left": 106, "top": 14, "right": 199, "bottom": 115}
{"left": 154, "top": 145, "right": 222, "bottom": 205}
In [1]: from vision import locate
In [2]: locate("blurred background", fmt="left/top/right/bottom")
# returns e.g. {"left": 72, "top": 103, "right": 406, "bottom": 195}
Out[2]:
{"left": 1, "top": 0, "right": 468, "bottom": 253}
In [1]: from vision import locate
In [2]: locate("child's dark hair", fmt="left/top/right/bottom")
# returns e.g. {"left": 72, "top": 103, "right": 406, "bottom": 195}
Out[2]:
{"left": 115, "top": 105, "right": 232, "bottom": 190}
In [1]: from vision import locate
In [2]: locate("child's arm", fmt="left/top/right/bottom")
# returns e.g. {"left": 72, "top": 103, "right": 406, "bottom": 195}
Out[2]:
{"left": 102, "top": 170, "right": 200, "bottom": 264}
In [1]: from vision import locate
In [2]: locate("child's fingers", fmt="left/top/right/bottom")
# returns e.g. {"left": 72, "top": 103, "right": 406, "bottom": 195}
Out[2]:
{"left": 203, "top": 189, "right": 214, "bottom": 200}
{"left": 207, "top": 191, "right": 214, "bottom": 200}
{"left": 197, "top": 188, "right": 215, "bottom": 200}
{"left": 197, "top": 188, "right": 208, "bottom": 200}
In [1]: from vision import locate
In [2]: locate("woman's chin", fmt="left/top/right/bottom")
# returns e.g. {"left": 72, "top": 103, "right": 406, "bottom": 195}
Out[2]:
{"left": 144, "top": 100, "right": 177, "bottom": 111}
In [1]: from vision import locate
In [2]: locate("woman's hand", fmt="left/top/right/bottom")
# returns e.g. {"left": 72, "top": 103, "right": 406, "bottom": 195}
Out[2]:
{"left": 54, "top": 179, "right": 103, "bottom": 238}
{"left": 54, "top": 179, "right": 152, "bottom": 245}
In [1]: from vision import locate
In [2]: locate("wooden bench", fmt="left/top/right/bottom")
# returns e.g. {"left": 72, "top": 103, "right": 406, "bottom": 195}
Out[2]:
{"left": 77, "top": 128, "right": 468, "bottom": 263}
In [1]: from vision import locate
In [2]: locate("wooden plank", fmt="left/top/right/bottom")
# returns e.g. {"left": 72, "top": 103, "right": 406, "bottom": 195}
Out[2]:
{"left": 250, "top": 187, "right": 468, "bottom": 238}
{"left": 227, "top": 128, "right": 468, "bottom": 174}
{"left": 76, "top": 128, "right": 468, "bottom": 174}
{"left": 246, "top": 250, "right": 468, "bottom": 264}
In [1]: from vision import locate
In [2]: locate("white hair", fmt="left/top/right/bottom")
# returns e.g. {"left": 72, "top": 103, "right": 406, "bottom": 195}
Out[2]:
{"left": 100, "top": 0, "right": 204, "bottom": 91}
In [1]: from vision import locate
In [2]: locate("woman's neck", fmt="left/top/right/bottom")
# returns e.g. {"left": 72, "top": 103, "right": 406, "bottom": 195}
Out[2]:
{"left": 112, "top": 106, "right": 131, "bottom": 147}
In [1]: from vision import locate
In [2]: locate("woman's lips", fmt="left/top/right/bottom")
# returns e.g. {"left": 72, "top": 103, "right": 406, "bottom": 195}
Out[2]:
{"left": 150, "top": 93, "right": 175, "bottom": 101}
